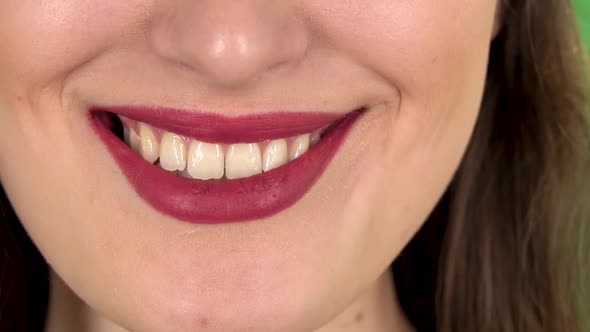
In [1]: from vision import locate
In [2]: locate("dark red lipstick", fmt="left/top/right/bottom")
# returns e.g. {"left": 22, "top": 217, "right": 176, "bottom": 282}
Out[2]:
{"left": 90, "top": 106, "right": 364, "bottom": 224}
{"left": 103, "top": 106, "right": 347, "bottom": 144}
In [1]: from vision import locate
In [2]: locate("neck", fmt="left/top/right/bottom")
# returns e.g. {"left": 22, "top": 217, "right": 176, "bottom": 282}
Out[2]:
{"left": 45, "top": 268, "right": 415, "bottom": 332}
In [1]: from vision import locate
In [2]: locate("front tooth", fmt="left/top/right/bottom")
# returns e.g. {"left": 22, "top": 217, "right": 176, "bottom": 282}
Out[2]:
{"left": 263, "top": 139, "right": 288, "bottom": 172}
{"left": 160, "top": 132, "right": 188, "bottom": 171}
{"left": 289, "top": 134, "right": 310, "bottom": 161}
{"left": 225, "top": 143, "right": 262, "bottom": 179}
{"left": 187, "top": 140, "right": 224, "bottom": 180}
{"left": 139, "top": 123, "right": 160, "bottom": 163}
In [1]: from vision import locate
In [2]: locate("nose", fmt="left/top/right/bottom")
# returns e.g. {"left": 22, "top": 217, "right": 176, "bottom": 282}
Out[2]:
{"left": 151, "top": 1, "right": 310, "bottom": 88}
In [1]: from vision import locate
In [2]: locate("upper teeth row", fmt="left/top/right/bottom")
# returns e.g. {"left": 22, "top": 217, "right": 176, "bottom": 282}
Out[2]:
{"left": 123, "top": 123, "right": 319, "bottom": 180}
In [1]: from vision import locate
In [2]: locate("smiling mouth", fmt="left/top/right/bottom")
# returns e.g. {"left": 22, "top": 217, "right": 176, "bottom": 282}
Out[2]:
{"left": 90, "top": 106, "right": 365, "bottom": 224}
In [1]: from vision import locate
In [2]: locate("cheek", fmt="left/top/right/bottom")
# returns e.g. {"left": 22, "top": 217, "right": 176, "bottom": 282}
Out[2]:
{"left": 313, "top": 0, "right": 496, "bottom": 256}
{"left": 0, "top": 1, "right": 145, "bottom": 91}
{"left": 308, "top": 0, "right": 496, "bottom": 125}
{"left": 367, "top": 2, "right": 493, "bottom": 156}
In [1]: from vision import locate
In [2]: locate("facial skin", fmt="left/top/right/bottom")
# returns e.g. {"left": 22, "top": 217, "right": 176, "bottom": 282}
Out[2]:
{"left": 0, "top": 1, "right": 499, "bottom": 332}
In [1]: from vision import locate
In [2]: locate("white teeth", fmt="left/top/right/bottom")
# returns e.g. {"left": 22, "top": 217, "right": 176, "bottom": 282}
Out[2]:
{"left": 289, "top": 134, "right": 310, "bottom": 161}
{"left": 262, "top": 139, "right": 288, "bottom": 172}
{"left": 126, "top": 122, "right": 320, "bottom": 179}
{"left": 139, "top": 123, "right": 160, "bottom": 163}
{"left": 160, "top": 133, "right": 188, "bottom": 171}
{"left": 225, "top": 143, "right": 262, "bottom": 180}
{"left": 187, "top": 140, "right": 224, "bottom": 180}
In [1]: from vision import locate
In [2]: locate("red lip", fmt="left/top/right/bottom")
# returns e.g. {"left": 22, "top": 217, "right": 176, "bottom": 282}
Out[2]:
{"left": 97, "top": 106, "right": 348, "bottom": 144}
{"left": 90, "top": 107, "right": 364, "bottom": 224}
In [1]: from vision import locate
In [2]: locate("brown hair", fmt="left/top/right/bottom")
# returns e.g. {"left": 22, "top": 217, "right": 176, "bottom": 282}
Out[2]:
{"left": 395, "top": 0, "right": 590, "bottom": 331}
{"left": 1, "top": 0, "right": 589, "bottom": 331}
{"left": 0, "top": 188, "right": 48, "bottom": 331}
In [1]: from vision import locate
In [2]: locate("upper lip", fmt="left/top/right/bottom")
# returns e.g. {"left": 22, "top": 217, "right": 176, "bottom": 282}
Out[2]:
{"left": 92, "top": 105, "right": 359, "bottom": 143}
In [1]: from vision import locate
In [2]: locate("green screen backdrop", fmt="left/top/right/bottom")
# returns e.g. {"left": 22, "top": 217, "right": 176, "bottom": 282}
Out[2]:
{"left": 574, "top": 0, "right": 590, "bottom": 50}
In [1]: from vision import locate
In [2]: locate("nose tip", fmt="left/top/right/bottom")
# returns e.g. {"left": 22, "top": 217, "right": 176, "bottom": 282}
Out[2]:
{"left": 151, "top": 1, "right": 309, "bottom": 88}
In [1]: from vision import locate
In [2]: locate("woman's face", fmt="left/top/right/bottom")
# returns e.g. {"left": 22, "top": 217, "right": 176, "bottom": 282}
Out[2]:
{"left": 0, "top": 1, "right": 498, "bottom": 331}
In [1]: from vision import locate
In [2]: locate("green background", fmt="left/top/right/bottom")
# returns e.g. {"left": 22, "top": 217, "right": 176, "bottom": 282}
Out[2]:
{"left": 574, "top": 0, "right": 590, "bottom": 50}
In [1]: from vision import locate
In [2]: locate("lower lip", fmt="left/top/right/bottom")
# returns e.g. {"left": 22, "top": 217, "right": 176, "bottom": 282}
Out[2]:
{"left": 90, "top": 110, "right": 363, "bottom": 224}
